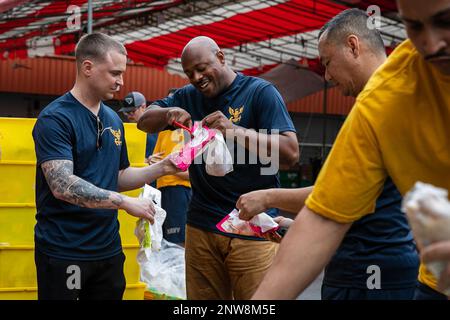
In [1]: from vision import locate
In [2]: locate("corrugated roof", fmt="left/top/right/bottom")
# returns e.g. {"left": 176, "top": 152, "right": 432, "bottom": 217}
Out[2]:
{"left": 0, "top": 0, "right": 405, "bottom": 77}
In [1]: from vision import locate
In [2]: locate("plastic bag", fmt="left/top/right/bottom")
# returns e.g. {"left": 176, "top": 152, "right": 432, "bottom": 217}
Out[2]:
{"left": 137, "top": 239, "right": 186, "bottom": 299}
{"left": 402, "top": 181, "right": 450, "bottom": 294}
{"left": 205, "top": 130, "right": 233, "bottom": 176}
{"left": 134, "top": 184, "right": 186, "bottom": 299}
{"left": 134, "top": 185, "right": 166, "bottom": 252}
{"left": 169, "top": 122, "right": 216, "bottom": 171}
{"left": 216, "top": 209, "right": 284, "bottom": 243}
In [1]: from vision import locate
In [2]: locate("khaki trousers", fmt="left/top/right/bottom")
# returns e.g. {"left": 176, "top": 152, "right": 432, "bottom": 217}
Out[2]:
{"left": 185, "top": 224, "right": 278, "bottom": 300}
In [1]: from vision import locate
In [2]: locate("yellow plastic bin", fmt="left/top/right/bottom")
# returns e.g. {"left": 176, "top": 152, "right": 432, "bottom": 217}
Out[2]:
{"left": 0, "top": 244, "right": 141, "bottom": 288}
{"left": 0, "top": 118, "right": 147, "bottom": 165}
{"left": 0, "top": 118, "right": 37, "bottom": 162}
{"left": 0, "top": 282, "right": 146, "bottom": 300}
{"left": 0, "top": 287, "right": 37, "bottom": 300}
{"left": 123, "top": 282, "right": 147, "bottom": 300}
{"left": 123, "top": 123, "right": 147, "bottom": 165}
{"left": 0, "top": 245, "right": 37, "bottom": 288}
{"left": 0, "top": 204, "right": 142, "bottom": 245}
{"left": 0, "top": 162, "right": 36, "bottom": 203}
{"left": 0, "top": 204, "right": 36, "bottom": 244}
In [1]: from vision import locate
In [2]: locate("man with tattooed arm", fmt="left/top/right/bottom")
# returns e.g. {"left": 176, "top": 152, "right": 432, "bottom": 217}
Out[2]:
{"left": 32, "top": 33, "right": 178, "bottom": 300}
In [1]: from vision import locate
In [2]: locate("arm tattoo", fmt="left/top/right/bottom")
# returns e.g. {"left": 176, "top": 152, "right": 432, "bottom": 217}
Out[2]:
{"left": 41, "top": 160, "right": 123, "bottom": 209}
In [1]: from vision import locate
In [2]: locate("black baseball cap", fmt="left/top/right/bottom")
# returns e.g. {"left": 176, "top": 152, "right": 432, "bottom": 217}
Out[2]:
{"left": 119, "top": 91, "right": 146, "bottom": 113}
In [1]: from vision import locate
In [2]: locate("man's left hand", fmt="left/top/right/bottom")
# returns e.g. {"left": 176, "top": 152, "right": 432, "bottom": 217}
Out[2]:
{"left": 422, "top": 240, "right": 450, "bottom": 296}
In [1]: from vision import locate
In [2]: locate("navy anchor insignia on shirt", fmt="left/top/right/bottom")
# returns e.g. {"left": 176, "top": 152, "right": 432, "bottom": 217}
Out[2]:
{"left": 228, "top": 106, "right": 244, "bottom": 124}
{"left": 107, "top": 128, "right": 122, "bottom": 146}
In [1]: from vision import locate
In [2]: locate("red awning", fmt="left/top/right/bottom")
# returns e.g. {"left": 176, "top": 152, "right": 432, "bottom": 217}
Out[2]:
{"left": 0, "top": 0, "right": 405, "bottom": 77}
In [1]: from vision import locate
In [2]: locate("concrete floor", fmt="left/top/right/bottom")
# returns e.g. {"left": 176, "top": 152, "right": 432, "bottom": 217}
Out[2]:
{"left": 279, "top": 211, "right": 323, "bottom": 300}
{"left": 297, "top": 271, "right": 323, "bottom": 300}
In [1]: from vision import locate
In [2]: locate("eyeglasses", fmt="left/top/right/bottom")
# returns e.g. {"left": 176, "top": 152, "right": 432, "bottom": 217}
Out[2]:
{"left": 96, "top": 116, "right": 103, "bottom": 150}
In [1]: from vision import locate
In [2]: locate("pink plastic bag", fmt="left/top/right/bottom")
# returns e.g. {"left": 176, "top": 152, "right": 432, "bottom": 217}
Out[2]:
{"left": 169, "top": 122, "right": 216, "bottom": 171}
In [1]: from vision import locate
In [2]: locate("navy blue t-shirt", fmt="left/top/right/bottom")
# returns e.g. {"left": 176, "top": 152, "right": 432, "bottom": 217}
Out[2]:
{"left": 145, "top": 133, "right": 158, "bottom": 188}
{"left": 145, "top": 133, "right": 158, "bottom": 158}
{"left": 32, "top": 92, "right": 130, "bottom": 260}
{"left": 154, "top": 73, "right": 296, "bottom": 238}
{"left": 324, "top": 178, "right": 419, "bottom": 289}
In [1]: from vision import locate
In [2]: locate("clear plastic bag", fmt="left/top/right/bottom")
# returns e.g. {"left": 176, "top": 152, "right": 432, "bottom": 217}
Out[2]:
{"left": 134, "top": 185, "right": 165, "bottom": 252}
{"left": 137, "top": 239, "right": 186, "bottom": 299}
{"left": 134, "top": 184, "right": 186, "bottom": 299}
{"left": 205, "top": 130, "right": 233, "bottom": 176}
{"left": 403, "top": 181, "right": 450, "bottom": 294}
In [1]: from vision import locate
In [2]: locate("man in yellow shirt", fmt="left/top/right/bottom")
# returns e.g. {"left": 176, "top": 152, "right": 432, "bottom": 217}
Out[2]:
{"left": 237, "top": 8, "right": 420, "bottom": 300}
{"left": 251, "top": 0, "right": 450, "bottom": 299}
{"left": 151, "top": 128, "right": 191, "bottom": 246}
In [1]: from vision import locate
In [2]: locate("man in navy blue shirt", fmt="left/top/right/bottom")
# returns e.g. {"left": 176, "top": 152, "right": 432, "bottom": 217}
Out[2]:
{"left": 119, "top": 91, "right": 159, "bottom": 161}
{"left": 238, "top": 9, "right": 420, "bottom": 300}
{"left": 119, "top": 91, "right": 161, "bottom": 188}
{"left": 138, "top": 36, "right": 299, "bottom": 299}
{"left": 32, "top": 33, "right": 178, "bottom": 300}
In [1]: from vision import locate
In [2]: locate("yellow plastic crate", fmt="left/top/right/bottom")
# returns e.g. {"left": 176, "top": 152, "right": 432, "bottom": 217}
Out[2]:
{"left": 0, "top": 204, "right": 141, "bottom": 245}
{"left": 0, "top": 287, "right": 36, "bottom": 300}
{"left": 0, "top": 282, "right": 146, "bottom": 300}
{"left": 0, "top": 118, "right": 37, "bottom": 162}
{"left": 123, "top": 282, "right": 147, "bottom": 300}
{"left": 123, "top": 122, "right": 147, "bottom": 165}
{"left": 0, "top": 204, "right": 36, "bottom": 244}
{"left": 118, "top": 209, "right": 140, "bottom": 245}
{"left": 0, "top": 161, "right": 144, "bottom": 205}
{"left": 0, "top": 162, "right": 36, "bottom": 204}
{"left": 0, "top": 244, "right": 140, "bottom": 288}
{"left": 0, "top": 118, "right": 147, "bottom": 165}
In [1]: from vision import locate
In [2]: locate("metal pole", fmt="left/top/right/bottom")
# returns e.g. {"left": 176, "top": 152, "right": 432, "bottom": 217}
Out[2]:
{"left": 87, "top": 0, "right": 93, "bottom": 34}
{"left": 322, "top": 81, "right": 328, "bottom": 161}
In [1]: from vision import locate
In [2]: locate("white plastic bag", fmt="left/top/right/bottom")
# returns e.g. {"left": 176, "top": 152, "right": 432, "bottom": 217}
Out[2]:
{"left": 140, "top": 183, "right": 162, "bottom": 207}
{"left": 137, "top": 239, "right": 186, "bottom": 299}
{"left": 134, "top": 185, "right": 166, "bottom": 252}
{"left": 205, "top": 130, "right": 233, "bottom": 176}
{"left": 402, "top": 181, "right": 450, "bottom": 294}
{"left": 134, "top": 184, "right": 186, "bottom": 299}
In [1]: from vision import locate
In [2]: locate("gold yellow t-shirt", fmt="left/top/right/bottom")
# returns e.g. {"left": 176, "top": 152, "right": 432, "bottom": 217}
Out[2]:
{"left": 153, "top": 130, "right": 191, "bottom": 189}
{"left": 305, "top": 39, "right": 450, "bottom": 292}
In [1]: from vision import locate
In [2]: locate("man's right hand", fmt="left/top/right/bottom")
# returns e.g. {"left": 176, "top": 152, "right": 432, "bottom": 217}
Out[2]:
{"left": 120, "top": 196, "right": 155, "bottom": 224}
{"left": 166, "top": 107, "right": 192, "bottom": 128}
{"left": 237, "top": 189, "right": 270, "bottom": 221}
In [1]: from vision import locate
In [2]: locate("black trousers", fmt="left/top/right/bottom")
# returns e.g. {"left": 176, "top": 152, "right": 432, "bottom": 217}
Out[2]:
{"left": 413, "top": 282, "right": 448, "bottom": 300}
{"left": 35, "top": 249, "right": 126, "bottom": 300}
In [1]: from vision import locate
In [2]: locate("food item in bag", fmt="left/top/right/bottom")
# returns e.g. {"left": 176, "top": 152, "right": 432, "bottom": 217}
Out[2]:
{"left": 216, "top": 209, "right": 285, "bottom": 243}
{"left": 169, "top": 122, "right": 216, "bottom": 171}
{"left": 403, "top": 181, "right": 450, "bottom": 291}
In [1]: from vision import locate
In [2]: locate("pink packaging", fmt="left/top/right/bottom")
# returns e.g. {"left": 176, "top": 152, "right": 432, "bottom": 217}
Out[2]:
{"left": 216, "top": 209, "right": 282, "bottom": 242}
{"left": 169, "top": 122, "right": 216, "bottom": 171}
